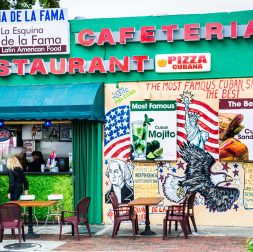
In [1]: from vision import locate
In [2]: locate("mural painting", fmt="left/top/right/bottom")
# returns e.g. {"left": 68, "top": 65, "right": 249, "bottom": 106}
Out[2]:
{"left": 103, "top": 78, "right": 253, "bottom": 227}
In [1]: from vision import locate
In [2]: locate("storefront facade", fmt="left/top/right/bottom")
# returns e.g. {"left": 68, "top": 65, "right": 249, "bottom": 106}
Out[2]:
{"left": 1, "top": 9, "right": 253, "bottom": 226}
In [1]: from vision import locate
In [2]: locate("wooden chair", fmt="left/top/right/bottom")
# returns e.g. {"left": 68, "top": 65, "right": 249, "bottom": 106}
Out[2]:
{"left": 109, "top": 192, "right": 139, "bottom": 238}
{"left": 59, "top": 197, "right": 91, "bottom": 241}
{"left": 0, "top": 203, "right": 25, "bottom": 246}
{"left": 163, "top": 194, "right": 190, "bottom": 239}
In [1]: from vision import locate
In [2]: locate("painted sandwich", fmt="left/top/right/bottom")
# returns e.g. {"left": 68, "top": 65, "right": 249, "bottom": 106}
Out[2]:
{"left": 219, "top": 137, "right": 248, "bottom": 161}
{"left": 219, "top": 113, "right": 244, "bottom": 141}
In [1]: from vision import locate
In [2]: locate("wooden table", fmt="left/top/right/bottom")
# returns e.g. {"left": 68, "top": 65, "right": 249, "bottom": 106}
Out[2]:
{"left": 128, "top": 197, "right": 164, "bottom": 235}
{"left": 10, "top": 200, "right": 57, "bottom": 238}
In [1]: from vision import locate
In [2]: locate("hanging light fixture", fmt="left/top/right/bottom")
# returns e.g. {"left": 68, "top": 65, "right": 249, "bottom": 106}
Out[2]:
{"left": 44, "top": 120, "right": 52, "bottom": 127}
{"left": 0, "top": 120, "right": 4, "bottom": 127}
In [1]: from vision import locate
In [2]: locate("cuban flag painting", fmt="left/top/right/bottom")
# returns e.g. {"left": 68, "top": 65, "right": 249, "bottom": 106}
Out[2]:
{"left": 104, "top": 105, "right": 131, "bottom": 159}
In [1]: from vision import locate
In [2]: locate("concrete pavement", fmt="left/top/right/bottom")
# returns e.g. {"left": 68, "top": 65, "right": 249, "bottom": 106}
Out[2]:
{"left": 0, "top": 223, "right": 251, "bottom": 251}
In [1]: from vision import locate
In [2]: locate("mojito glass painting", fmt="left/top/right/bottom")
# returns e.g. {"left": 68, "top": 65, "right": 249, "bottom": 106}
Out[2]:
{"left": 130, "top": 101, "right": 177, "bottom": 161}
{"left": 131, "top": 120, "right": 147, "bottom": 159}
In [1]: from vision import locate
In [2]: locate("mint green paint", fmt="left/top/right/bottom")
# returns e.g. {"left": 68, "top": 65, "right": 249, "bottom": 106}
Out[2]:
{"left": 0, "top": 174, "right": 73, "bottom": 220}
{"left": 2, "top": 10, "right": 253, "bottom": 85}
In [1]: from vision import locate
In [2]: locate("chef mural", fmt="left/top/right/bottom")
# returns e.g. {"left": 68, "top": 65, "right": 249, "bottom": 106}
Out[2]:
{"left": 103, "top": 78, "right": 253, "bottom": 227}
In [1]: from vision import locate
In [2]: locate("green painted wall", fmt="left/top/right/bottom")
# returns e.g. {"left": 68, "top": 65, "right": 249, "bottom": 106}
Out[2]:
{"left": 2, "top": 10, "right": 253, "bottom": 85}
{"left": 0, "top": 174, "right": 73, "bottom": 220}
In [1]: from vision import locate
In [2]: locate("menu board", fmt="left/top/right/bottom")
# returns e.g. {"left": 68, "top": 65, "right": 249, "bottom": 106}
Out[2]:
{"left": 133, "top": 163, "right": 158, "bottom": 198}
{"left": 219, "top": 98, "right": 253, "bottom": 161}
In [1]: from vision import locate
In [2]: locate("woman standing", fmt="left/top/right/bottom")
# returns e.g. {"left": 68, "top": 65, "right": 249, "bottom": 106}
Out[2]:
{"left": 7, "top": 156, "right": 29, "bottom": 200}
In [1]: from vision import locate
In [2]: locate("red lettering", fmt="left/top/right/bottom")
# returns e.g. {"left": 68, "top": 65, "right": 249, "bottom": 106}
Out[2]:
{"left": 161, "top": 25, "right": 179, "bottom": 42}
{"left": 119, "top": 27, "right": 135, "bottom": 44}
{"left": 140, "top": 26, "right": 156, "bottom": 43}
{"left": 78, "top": 29, "right": 95, "bottom": 47}
{"left": 97, "top": 28, "right": 116, "bottom": 45}
{"left": 198, "top": 55, "right": 207, "bottom": 63}
{"left": 50, "top": 58, "right": 67, "bottom": 74}
{"left": 88, "top": 57, "right": 106, "bottom": 73}
{"left": 206, "top": 22, "right": 223, "bottom": 40}
{"left": 184, "top": 24, "right": 200, "bottom": 41}
{"left": 109, "top": 56, "right": 130, "bottom": 73}
{"left": 168, "top": 56, "right": 176, "bottom": 64}
{"left": 12, "top": 59, "right": 29, "bottom": 75}
{"left": 30, "top": 59, "right": 47, "bottom": 75}
{"left": 0, "top": 60, "right": 11, "bottom": 76}
{"left": 68, "top": 58, "right": 85, "bottom": 74}
{"left": 182, "top": 56, "right": 189, "bottom": 64}
{"left": 244, "top": 21, "right": 253, "bottom": 38}
{"left": 190, "top": 56, "right": 197, "bottom": 63}
{"left": 231, "top": 21, "right": 237, "bottom": 39}
{"left": 132, "top": 55, "right": 149, "bottom": 72}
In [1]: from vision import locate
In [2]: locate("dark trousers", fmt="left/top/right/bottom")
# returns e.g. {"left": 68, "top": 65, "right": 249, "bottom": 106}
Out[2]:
{"left": 11, "top": 192, "right": 22, "bottom": 200}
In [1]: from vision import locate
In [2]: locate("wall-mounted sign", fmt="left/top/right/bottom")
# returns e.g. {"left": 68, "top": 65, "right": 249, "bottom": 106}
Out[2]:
{"left": 0, "top": 9, "right": 69, "bottom": 56}
{"left": 75, "top": 21, "right": 253, "bottom": 46}
{"left": 219, "top": 98, "right": 253, "bottom": 161}
{"left": 0, "top": 128, "right": 11, "bottom": 142}
{"left": 155, "top": 53, "right": 211, "bottom": 73}
{"left": 130, "top": 100, "right": 177, "bottom": 161}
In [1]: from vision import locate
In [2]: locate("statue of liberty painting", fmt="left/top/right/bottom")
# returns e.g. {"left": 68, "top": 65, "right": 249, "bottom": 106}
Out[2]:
{"left": 181, "top": 91, "right": 209, "bottom": 150}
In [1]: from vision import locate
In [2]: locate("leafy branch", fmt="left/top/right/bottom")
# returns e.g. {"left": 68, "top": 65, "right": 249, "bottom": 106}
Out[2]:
{"left": 144, "top": 114, "right": 154, "bottom": 126}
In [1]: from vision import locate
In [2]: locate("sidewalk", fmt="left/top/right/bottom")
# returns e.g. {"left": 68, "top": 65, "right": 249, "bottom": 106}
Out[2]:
{"left": 0, "top": 224, "right": 250, "bottom": 251}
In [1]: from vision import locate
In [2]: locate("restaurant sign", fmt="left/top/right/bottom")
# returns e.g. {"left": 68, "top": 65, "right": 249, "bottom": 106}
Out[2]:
{"left": 0, "top": 9, "right": 70, "bottom": 56}
{"left": 155, "top": 53, "right": 211, "bottom": 73}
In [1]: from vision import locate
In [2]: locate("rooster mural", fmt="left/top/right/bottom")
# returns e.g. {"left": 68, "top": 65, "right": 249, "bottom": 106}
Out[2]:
{"left": 163, "top": 142, "right": 240, "bottom": 212}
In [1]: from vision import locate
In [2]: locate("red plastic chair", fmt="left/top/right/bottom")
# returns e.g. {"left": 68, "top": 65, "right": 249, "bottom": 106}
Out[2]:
{"left": 59, "top": 197, "right": 91, "bottom": 241}
{"left": 186, "top": 193, "right": 197, "bottom": 233}
{"left": 0, "top": 203, "right": 25, "bottom": 246}
{"left": 163, "top": 194, "right": 190, "bottom": 239}
{"left": 171, "top": 192, "right": 198, "bottom": 234}
{"left": 109, "top": 192, "right": 139, "bottom": 238}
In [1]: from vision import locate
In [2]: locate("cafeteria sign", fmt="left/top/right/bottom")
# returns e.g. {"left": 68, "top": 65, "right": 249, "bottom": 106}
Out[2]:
{"left": 0, "top": 128, "right": 11, "bottom": 142}
{"left": 130, "top": 100, "right": 177, "bottom": 161}
{"left": 0, "top": 8, "right": 70, "bottom": 56}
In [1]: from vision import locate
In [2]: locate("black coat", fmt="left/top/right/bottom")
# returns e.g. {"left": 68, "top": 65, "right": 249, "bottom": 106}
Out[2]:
{"left": 28, "top": 159, "right": 44, "bottom": 172}
{"left": 8, "top": 167, "right": 29, "bottom": 200}
{"left": 105, "top": 184, "right": 134, "bottom": 204}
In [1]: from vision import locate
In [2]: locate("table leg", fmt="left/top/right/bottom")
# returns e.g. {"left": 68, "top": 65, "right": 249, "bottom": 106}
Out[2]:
{"left": 26, "top": 207, "right": 39, "bottom": 238}
{"left": 140, "top": 205, "right": 156, "bottom": 235}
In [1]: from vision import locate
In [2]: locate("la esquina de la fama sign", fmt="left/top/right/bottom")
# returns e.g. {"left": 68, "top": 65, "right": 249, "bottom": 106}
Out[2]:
{"left": 1, "top": 20, "right": 253, "bottom": 76}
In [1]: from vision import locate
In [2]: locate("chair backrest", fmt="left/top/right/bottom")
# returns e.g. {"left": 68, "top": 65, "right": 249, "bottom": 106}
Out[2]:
{"left": 0, "top": 203, "right": 22, "bottom": 225}
{"left": 20, "top": 195, "right": 35, "bottom": 200}
{"left": 109, "top": 192, "right": 119, "bottom": 209}
{"left": 77, "top": 197, "right": 90, "bottom": 220}
{"left": 187, "top": 192, "right": 196, "bottom": 215}
{"left": 48, "top": 194, "right": 63, "bottom": 200}
{"left": 109, "top": 192, "right": 121, "bottom": 219}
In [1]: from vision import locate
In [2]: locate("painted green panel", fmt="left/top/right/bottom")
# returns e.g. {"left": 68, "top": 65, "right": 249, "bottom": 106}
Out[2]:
{"left": 2, "top": 10, "right": 253, "bottom": 85}
{"left": 72, "top": 120, "right": 103, "bottom": 224}
{"left": 0, "top": 174, "right": 73, "bottom": 220}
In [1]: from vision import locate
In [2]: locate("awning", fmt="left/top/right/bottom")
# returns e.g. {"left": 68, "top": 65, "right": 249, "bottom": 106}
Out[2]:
{"left": 0, "top": 83, "right": 104, "bottom": 121}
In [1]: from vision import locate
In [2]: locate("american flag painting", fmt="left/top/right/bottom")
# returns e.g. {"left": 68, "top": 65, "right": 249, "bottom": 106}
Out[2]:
{"left": 177, "top": 99, "right": 219, "bottom": 159}
{"left": 104, "top": 105, "right": 131, "bottom": 159}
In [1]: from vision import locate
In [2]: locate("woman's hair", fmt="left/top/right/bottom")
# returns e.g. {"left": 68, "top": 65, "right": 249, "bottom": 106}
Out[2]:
{"left": 7, "top": 156, "right": 23, "bottom": 170}
{"left": 105, "top": 159, "right": 133, "bottom": 185}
